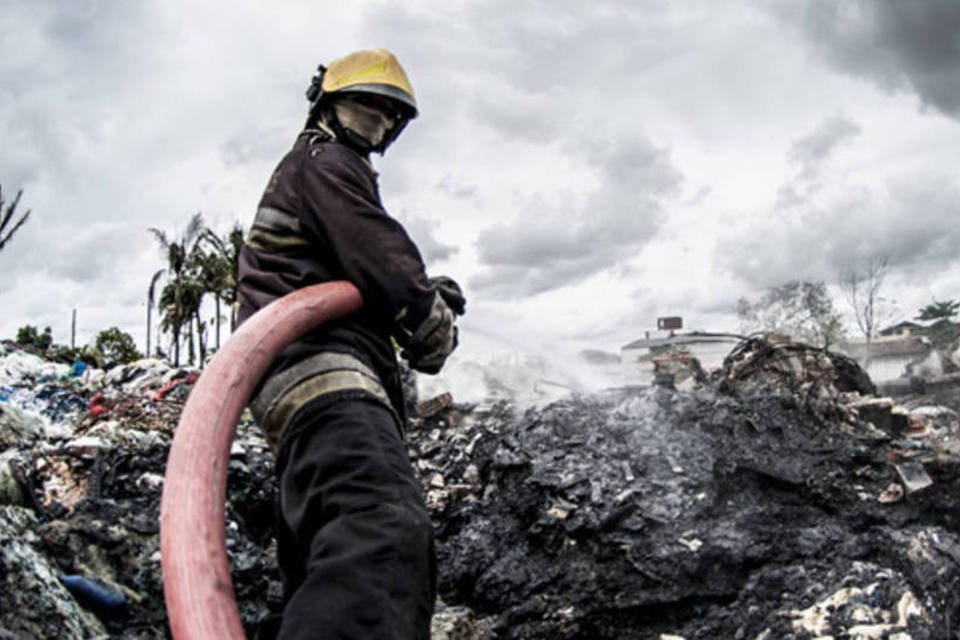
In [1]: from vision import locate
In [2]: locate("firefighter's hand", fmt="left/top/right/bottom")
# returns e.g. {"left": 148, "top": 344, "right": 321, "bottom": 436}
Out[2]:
{"left": 402, "top": 293, "right": 458, "bottom": 374}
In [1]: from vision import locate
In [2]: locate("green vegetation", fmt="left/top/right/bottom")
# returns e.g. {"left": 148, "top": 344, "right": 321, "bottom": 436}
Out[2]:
{"left": 93, "top": 326, "right": 142, "bottom": 367}
{"left": 16, "top": 325, "right": 52, "bottom": 350}
{"left": 916, "top": 299, "right": 960, "bottom": 323}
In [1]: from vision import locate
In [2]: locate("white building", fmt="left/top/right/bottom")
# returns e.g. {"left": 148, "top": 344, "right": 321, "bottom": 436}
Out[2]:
{"left": 620, "top": 332, "right": 744, "bottom": 384}
{"left": 836, "top": 336, "right": 930, "bottom": 383}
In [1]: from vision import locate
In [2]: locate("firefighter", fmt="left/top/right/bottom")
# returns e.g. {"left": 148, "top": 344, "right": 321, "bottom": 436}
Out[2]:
{"left": 237, "top": 49, "right": 464, "bottom": 639}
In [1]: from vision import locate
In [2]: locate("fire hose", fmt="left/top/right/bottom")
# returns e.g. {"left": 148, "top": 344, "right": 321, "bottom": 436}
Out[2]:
{"left": 159, "top": 281, "right": 362, "bottom": 639}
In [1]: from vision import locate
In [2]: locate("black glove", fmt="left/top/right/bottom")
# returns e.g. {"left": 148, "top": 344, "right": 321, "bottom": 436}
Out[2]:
{"left": 401, "top": 293, "right": 458, "bottom": 374}
{"left": 429, "top": 275, "right": 466, "bottom": 316}
{"left": 403, "top": 326, "right": 458, "bottom": 375}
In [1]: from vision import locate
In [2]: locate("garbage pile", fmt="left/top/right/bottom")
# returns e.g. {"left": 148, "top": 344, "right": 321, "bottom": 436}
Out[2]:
{"left": 0, "top": 342, "right": 278, "bottom": 638}
{"left": 2, "top": 336, "right": 960, "bottom": 639}
{"left": 406, "top": 337, "right": 960, "bottom": 639}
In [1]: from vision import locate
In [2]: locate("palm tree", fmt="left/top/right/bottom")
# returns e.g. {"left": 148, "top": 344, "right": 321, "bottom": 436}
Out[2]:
{"left": 146, "top": 269, "right": 164, "bottom": 358}
{"left": 197, "top": 222, "right": 245, "bottom": 346}
{"left": 158, "top": 277, "right": 204, "bottom": 366}
{"left": 149, "top": 212, "right": 205, "bottom": 366}
{"left": 0, "top": 185, "right": 31, "bottom": 252}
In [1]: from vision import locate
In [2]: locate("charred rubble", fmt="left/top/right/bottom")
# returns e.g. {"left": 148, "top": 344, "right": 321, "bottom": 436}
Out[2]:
{"left": 409, "top": 338, "right": 960, "bottom": 639}
{"left": 2, "top": 336, "right": 960, "bottom": 639}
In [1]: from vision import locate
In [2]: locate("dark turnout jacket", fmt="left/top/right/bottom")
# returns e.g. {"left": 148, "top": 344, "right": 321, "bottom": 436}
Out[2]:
{"left": 237, "top": 129, "right": 436, "bottom": 417}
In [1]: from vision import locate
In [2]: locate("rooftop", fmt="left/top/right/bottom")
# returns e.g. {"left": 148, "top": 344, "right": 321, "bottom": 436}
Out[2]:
{"left": 839, "top": 336, "right": 929, "bottom": 357}
{"left": 621, "top": 332, "right": 744, "bottom": 351}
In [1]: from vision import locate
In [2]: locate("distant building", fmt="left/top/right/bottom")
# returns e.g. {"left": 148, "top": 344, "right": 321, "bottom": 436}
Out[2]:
{"left": 620, "top": 332, "right": 743, "bottom": 383}
{"left": 878, "top": 321, "right": 923, "bottom": 338}
{"left": 836, "top": 336, "right": 930, "bottom": 383}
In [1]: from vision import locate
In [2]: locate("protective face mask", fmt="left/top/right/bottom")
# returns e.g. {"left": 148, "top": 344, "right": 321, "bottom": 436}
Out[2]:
{"left": 333, "top": 98, "right": 394, "bottom": 148}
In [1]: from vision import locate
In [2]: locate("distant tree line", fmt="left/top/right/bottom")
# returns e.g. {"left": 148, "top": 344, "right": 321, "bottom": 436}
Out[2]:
{"left": 9, "top": 211, "right": 244, "bottom": 371}
{"left": 15, "top": 324, "right": 141, "bottom": 369}
{"left": 738, "top": 256, "right": 958, "bottom": 352}
{"left": 3, "top": 183, "right": 247, "bottom": 369}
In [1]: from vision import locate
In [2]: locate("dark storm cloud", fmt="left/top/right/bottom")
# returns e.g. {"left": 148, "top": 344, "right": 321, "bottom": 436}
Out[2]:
{"left": 471, "top": 135, "right": 682, "bottom": 296}
{"left": 796, "top": 0, "right": 960, "bottom": 117}
{"left": 718, "top": 173, "right": 960, "bottom": 287}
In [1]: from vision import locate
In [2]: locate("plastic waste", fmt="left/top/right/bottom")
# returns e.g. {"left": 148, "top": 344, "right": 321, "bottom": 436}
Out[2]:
{"left": 58, "top": 574, "right": 130, "bottom": 622}
{"left": 72, "top": 360, "right": 88, "bottom": 377}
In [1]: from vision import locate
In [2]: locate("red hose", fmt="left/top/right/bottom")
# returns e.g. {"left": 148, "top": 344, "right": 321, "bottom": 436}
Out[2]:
{"left": 160, "top": 281, "right": 362, "bottom": 639}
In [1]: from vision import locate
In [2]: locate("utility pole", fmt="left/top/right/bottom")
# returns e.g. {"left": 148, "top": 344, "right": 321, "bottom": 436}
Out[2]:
{"left": 71, "top": 308, "right": 77, "bottom": 350}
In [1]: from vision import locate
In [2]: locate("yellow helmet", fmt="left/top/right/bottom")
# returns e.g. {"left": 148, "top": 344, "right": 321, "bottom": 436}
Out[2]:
{"left": 307, "top": 49, "right": 418, "bottom": 120}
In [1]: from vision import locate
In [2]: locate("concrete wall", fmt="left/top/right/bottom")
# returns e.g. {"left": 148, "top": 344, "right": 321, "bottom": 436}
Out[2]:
{"left": 864, "top": 355, "right": 913, "bottom": 383}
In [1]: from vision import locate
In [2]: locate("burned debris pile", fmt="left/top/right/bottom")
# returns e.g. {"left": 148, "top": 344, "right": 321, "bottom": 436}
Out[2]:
{"left": 2, "top": 335, "right": 960, "bottom": 638}
{"left": 406, "top": 338, "right": 960, "bottom": 639}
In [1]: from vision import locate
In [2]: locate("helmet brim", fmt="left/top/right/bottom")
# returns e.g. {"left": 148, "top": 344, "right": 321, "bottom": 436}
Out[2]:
{"left": 338, "top": 83, "right": 418, "bottom": 119}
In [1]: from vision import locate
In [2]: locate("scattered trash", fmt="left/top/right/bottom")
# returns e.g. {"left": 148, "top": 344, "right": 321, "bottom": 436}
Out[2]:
{"left": 893, "top": 462, "right": 934, "bottom": 495}
{"left": 877, "top": 482, "right": 904, "bottom": 504}
{"left": 417, "top": 392, "right": 454, "bottom": 419}
{"left": 430, "top": 603, "right": 491, "bottom": 640}
{"left": 0, "top": 402, "right": 46, "bottom": 448}
{"left": 71, "top": 361, "right": 87, "bottom": 378}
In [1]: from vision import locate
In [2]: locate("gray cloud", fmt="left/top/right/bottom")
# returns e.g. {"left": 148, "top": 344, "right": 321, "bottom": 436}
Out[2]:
{"left": 10, "top": 220, "right": 145, "bottom": 285}
{"left": 361, "top": 1, "right": 688, "bottom": 298}
{"left": 362, "top": 2, "right": 687, "bottom": 144}
{"left": 400, "top": 216, "right": 458, "bottom": 264}
{"left": 472, "top": 135, "right": 681, "bottom": 296}
{"left": 718, "top": 173, "right": 960, "bottom": 287}
{"left": 220, "top": 125, "right": 290, "bottom": 167}
{"left": 793, "top": 0, "right": 960, "bottom": 117}
{"left": 471, "top": 89, "right": 560, "bottom": 143}
{"left": 777, "top": 116, "right": 860, "bottom": 207}
{"left": 434, "top": 175, "right": 479, "bottom": 204}
{"left": 787, "top": 116, "right": 860, "bottom": 177}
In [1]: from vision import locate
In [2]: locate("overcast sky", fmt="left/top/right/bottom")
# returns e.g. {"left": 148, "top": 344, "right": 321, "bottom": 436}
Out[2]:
{"left": 2, "top": 0, "right": 959, "bottom": 361}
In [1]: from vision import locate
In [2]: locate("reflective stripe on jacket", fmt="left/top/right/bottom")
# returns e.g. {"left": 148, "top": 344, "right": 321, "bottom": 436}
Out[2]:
{"left": 237, "top": 130, "right": 435, "bottom": 425}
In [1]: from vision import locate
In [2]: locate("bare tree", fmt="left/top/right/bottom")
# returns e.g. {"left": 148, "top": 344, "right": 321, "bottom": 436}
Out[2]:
{"left": 0, "top": 186, "right": 31, "bottom": 251}
{"left": 841, "top": 256, "right": 892, "bottom": 348}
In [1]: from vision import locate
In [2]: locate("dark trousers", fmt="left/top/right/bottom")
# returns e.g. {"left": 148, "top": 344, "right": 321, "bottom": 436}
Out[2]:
{"left": 273, "top": 397, "right": 436, "bottom": 640}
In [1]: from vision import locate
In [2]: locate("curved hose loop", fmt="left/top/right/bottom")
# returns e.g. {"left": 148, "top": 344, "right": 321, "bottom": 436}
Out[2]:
{"left": 160, "top": 281, "right": 363, "bottom": 639}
